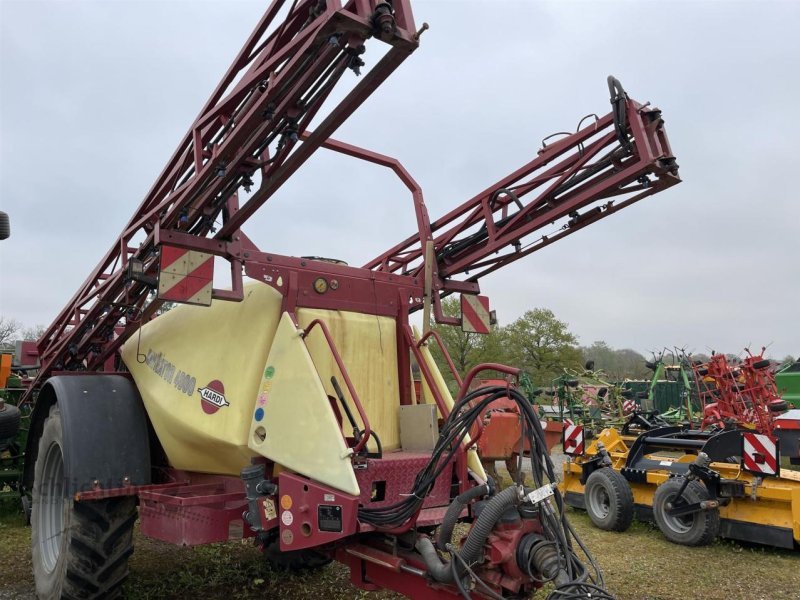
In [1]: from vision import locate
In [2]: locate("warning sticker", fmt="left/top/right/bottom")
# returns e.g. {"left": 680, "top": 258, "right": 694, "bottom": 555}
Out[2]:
{"left": 263, "top": 498, "right": 277, "bottom": 521}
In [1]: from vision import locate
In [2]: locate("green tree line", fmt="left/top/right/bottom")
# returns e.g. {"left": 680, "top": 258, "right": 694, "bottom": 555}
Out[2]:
{"left": 428, "top": 299, "right": 655, "bottom": 389}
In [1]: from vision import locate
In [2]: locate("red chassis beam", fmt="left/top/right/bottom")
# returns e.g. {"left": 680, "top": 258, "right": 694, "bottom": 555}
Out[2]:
{"left": 76, "top": 463, "right": 543, "bottom": 600}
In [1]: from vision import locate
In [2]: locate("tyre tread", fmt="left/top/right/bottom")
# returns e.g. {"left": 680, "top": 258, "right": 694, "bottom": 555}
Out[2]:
{"left": 653, "top": 478, "right": 719, "bottom": 546}
{"left": 584, "top": 467, "right": 634, "bottom": 532}
{"left": 32, "top": 408, "right": 137, "bottom": 600}
{"left": 63, "top": 497, "right": 136, "bottom": 598}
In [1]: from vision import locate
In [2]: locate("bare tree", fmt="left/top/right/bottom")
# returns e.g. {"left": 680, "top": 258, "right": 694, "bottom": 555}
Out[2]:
{"left": 22, "top": 324, "right": 47, "bottom": 341}
{"left": 0, "top": 316, "right": 21, "bottom": 345}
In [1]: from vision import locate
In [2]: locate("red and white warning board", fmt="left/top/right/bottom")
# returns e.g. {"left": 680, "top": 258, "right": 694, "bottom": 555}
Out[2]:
{"left": 157, "top": 245, "right": 214, "bottom": 306}
{"left": 562, "top": 423, "right": 584, "bottom": 456}
{"left": 461, "top": 294, "right": 491, "bottom": 334}
{"left": 741, "top": 432, "right": 779, "bottom": 476}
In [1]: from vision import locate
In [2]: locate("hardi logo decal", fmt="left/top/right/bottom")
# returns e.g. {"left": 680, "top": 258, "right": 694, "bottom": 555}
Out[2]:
{"left": 197, "top": 380, "right": 230, "bottom": 414}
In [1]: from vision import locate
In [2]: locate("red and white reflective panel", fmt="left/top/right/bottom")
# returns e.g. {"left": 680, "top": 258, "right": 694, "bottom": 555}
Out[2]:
{"left": 622, "top": 399, "right": 637, "bottom": 415}
{"left": 741, "top": 432, "right": 779, "bottom": 476}
{"left": 157, "top": 245, "right": 214, "bottom": 306}
{"left": 562, "top": 424, "right": 584, "bottom": 456}
{"left": 461, "top": 294, "right": 491, "bottom": 334}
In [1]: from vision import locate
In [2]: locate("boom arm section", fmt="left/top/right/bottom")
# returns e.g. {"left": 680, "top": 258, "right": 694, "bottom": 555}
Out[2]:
{"left": 365, "top": 77, "right": 680, "bottom": 297}
{"left": 28, "top": 0, "right": 418, "bottom": 398}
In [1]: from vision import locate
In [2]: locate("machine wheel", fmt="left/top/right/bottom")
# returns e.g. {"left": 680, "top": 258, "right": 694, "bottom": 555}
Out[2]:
{"left": 752, "top": 359, "right": 771, "bottom": 370}
{"left": 31, "top": 406, "right": 137, "bottom": 599}
{"left": 652, "top": 478, "right": 719, "bottom": 547}
{"left": 769, "top": 400, "right": 789, "bottom": 413}
{"left": 263, "top": 541, "right": 332, "bottom": 571}
{"left": 0, "top": 401, "right": 21, "bottom": 443}
{"left": 584, "top": 468, "right": 634, "bottom": 532}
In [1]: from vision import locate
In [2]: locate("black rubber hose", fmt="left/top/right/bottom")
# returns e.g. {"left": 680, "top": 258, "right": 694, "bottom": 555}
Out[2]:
{"left": 417, "top": 485, "right": 519, "bottom": 583}
{"left": 436, "top": 483, "right": 489, "bottom": 550}
{"left": 416, "top": 536, "right": 452, "bottom": 582}
{"left": 459, "top": 485, "right": 519, "bottom": 566}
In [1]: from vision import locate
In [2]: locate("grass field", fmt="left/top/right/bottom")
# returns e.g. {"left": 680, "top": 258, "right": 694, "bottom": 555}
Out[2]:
{"left": 1, "top": 503, "right": 797, "bottom": 600}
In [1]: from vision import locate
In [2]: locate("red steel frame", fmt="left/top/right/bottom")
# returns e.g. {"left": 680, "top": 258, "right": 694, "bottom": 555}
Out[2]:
{"left": 25, "top": 0, "right": 421, "bottom": 403}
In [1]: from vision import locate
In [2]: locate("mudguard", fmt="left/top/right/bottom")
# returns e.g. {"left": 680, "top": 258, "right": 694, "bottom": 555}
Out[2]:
{"left": 23, "top": 375, "right": 151, "bottom": 495}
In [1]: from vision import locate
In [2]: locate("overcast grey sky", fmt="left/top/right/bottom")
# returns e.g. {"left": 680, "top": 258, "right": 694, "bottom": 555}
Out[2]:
{"left": 1, "top": 0, "right": 798, "bottom": 360}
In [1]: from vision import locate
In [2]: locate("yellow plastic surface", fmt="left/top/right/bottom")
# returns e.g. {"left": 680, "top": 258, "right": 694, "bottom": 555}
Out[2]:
{"left": 121, "top": 282, "right": 282, "bottom": 475}
{"left": 414, "top": 326, "right": 486, "bottom": 481}
{"left": 248, "top": 313, "right": 359, "bottom": 496}
{"left": 297, "top": 308, "right": 401, "bottom": 452}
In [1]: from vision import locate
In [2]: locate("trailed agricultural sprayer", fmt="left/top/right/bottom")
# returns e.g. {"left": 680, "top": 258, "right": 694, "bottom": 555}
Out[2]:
{"left": 17, "top": 1, "right": 681, "bottom": 599}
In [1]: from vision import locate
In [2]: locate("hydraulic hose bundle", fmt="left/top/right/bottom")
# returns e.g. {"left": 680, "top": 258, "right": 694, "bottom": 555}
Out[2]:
{"left": 359, "top": 384, "right": 615, "bottom": 600}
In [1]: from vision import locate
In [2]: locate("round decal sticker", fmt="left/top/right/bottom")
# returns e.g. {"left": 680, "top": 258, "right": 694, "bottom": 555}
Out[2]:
{"left": 281, "top": 511, "right": 294, "bottom": 526}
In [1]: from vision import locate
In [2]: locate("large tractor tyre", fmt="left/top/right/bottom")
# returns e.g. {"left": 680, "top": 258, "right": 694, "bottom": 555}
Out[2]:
{"left": 584, "top": 468, "right": 634, "bottom": 532}
{"left": 263, "top": 541, "right": 332, "bottom": 571}
{"left": 652, "top": 478, "right": 719, "bottom": 547}
{"left": 31, "top": 407, "right": 137, "bottom": 599}
{"left": 0, "top": 401, "right": 21, "bottom": 443}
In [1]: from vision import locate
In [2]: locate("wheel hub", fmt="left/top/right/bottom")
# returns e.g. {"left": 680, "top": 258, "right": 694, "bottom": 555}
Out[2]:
{"left": 37, "top": 441, "right": 66, "bottom": 573}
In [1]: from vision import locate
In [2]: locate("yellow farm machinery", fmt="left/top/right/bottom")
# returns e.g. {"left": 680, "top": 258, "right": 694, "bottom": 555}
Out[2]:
{"left": 561, "top": 424, "right": 800, "bottom": 549}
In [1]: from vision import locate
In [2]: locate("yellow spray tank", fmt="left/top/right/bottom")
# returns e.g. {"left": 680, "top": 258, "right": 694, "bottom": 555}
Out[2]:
{"left": 121, "top": 280, "right": 484, "bottom": 496}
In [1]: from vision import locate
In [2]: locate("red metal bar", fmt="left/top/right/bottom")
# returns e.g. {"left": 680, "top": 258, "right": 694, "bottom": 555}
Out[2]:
{"left": 457, "top": 363, "right": 521, "bottom": 404}
{"left": 74, "top": 480, "right": 189, "bottom": 502}
{"left": 302, "top": 318, "right": 372, "bottom": 454}
{"left": 403, "top": 325, "right": 451, "bottom": 419}
{"left": 302, "top": 131, "right": 434, "bottom": 262}
{"left": 416, "top": 329, "right": 463, "bottom": 389}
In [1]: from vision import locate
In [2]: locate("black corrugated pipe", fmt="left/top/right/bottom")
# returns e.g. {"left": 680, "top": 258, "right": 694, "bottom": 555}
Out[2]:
{"left": 416, "top": 486, "right": 520, "bottom": 583}
{"left": 436, "top": 483, "right": 489, "bottom": 550}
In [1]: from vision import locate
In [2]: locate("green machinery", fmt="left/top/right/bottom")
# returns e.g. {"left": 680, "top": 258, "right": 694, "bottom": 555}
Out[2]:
{"left": 0, "top": 371, "right": 28, "bottom": 505}
{"left": 541, "top": 366, "right": 631, "bottom": 431}
{"left": 622, "top": 351, "right": 700, "bottom": 423}
{"left": 776, "top": 359, "right": 800, "bottom": 408}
